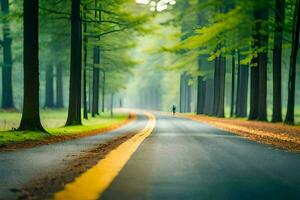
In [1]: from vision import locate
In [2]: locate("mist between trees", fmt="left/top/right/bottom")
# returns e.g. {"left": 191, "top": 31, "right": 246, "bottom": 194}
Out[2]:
{"left": 0, "top": 0, "right": 299, "bottom": 132}
{"left": 125, "top": 0, "right": 300, "bottom": 125}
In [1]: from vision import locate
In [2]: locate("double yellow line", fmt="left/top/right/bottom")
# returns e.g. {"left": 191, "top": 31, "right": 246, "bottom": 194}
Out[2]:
{"left": 54, "top": 112, "right": 156, "bottom": 200}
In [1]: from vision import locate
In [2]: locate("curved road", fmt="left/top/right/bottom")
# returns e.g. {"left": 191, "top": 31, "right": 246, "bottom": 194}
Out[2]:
{"left": 0, "top": 114, "right": 148, "bottom": 199}
{"left": 101, "top": 113, "right": 300, "bottom": 200}
{"left": 1, "top": 112, "right": 300, "bottom": 199}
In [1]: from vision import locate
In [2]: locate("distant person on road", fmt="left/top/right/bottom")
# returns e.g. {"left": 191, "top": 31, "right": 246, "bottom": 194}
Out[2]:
{"left": 172, "top": 105, "right": 176, "bottom": 116}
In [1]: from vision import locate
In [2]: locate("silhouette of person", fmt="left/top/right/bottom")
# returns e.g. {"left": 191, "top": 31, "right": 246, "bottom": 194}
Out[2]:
{"left": 172, "top": 105, "right": 176, "bottom": 116}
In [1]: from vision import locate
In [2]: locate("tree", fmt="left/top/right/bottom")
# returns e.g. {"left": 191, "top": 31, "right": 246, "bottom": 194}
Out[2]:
{"left": 230, "top": 51, "right": 235, "bottom": 117}
{"left": 83, "top": 7, "right": 88, "bottom": 119}
{"left": 272, "top": 0, "right": 285, "bottom": 122}
{"left": 65, "top": 0, "right": 82, "bottom": 126}
{"left": 18, "top": 0, "right": 44, "bottom": 131}
{"left": 249, "top": 2, "right": 269, "bottom": 121}
{"left": 56, "top": 64, "right": 64, "bottom": 108}
{"left": 285, "top": 0, "right": 300, "bottom": 124}
{"left": 257, "top": 2, "right": 269, "bottom": 121}
{"left": 1, "top": 0, "right": 14, "bottom": 109}
{"left": 44, "top": 65, "right": 54, "bottom": 108}
{"left": 235, "top": 50, "right": 249, "bottom": 117}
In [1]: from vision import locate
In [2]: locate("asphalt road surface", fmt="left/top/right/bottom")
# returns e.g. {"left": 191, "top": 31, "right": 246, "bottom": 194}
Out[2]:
{"left": 1, "top": 112, "right": 300, "bottom": 200}
{"left": 0, "top": 114, "right": 148, "bottom": 199}
{"left": 101, "top": 113, "right": 300, "bottom": 200}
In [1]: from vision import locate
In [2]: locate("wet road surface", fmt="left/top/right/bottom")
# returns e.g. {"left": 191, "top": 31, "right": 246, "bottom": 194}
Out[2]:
{"left": 101, "top": 113, "right": 300, "bottom": 200}
{"left": 0, "top": 114, "right": 148, "bottom": 199}
{"left": 2, "top": 112, "right": 300, "bottom": 200}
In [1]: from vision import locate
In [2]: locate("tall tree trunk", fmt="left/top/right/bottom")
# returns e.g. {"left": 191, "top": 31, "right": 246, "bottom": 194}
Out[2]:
{"left": 44, "top": 65, "right": 54, "bottom": 108}
{"left": 18, "top": 0, "right": 44, "bottom": 131}
{"left": 101, "top": 70, "right": 106, "bottom": 113}
{"left": 185, "top": 74, "right": 191, "bottom": 112}
{"left": 196, "top": 57, "right": 205, "bottom": 114}
{"left": 205, "top": 79, "right": 214, "bottom": 115}
{"left": 213, "top": 56, "right": 220, "bottom": 116}
{"left": 285, "top": 0, "right": 300, "bottom": 124}
{"left": 236, "top": 51, "right": 249, "bottom": 117}
{"left": 92, "top": 64, "right": 99, "bottom": 117}
{"left": 217, "top": 56, "right": 226, "bottom": 117}
{"left": 179, "top": 73, "right": 184, "bottom": 112}
{"left": 88, "top": 67, "right": 92, "bottom": 112}
{"left": 56, "top": 64, "right": 64, "bottom": 108}
{"left": 230, "top": 52, "right": 235, "bottom": 117}
{"left": 1, "top": 0, "right": 14, "bottom": 109}
{"left": 110, "top": 93, "right": 114, "bottom": 117}
{"left": 235, "top": 51, "right": 241, "bottom": 116}
{"left": 249, "top": 7, "right": 264, "bottom": 121}
{"left": 257, "top": 5, "right": 269, "bottom": 121}
{"left": 272, "top": 0, "right": 285, "bottom": 122}
{"left": 66, "top": 0, "right": 82, "bottom": 126}
{"left": 249, "top": 66, "right": 259, "bottom": 120}
{"left": 83, "top": 9, "right": 88, "bottom": 119}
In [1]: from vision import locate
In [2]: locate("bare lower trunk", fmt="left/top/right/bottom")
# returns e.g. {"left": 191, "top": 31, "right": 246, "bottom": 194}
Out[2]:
{"left": 19, "top": 0, "right": 44, "bottom": 131}
{"left": 44, "top": 65, "right": 54, "bottom": 108}
{"left": 272, "top": 0, "right": 285, "bottom": 122}
{"left": 1, "top": 0, "right": 14, "bottom": 109}
{"left": 217, "top": 56, "right": 226, "bottom": 118}
{"left": 65, "top": 0, "right": 82, "bottom": 126}
{"left": 213, "top": 57, "right": 220, "bottom": 116}
{"left": 83, "top": 9, "right": 88, "bottom": 119}
{"left": 285, "top": 0, "right": 300, "bottom": 124}
{"left": 56, "top": 64, "right": 64, "bottom": 108}
{"left": 230, "top": 52, "right": 235, "bottom": 117}
{"left": 249, "top": 66, "right": 259, "bottom": 120}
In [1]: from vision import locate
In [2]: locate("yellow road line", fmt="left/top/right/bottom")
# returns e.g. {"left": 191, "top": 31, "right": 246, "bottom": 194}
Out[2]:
{"left": 54, "top": 112, "right": 156, "bottom": 200}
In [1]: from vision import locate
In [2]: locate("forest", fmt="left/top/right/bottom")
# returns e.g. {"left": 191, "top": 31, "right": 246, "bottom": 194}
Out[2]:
{"left": 1, "top": 0, "right": 300, "bottom": 199}
{"left": 0, "top": 0, "right": 299, "bottom": 135}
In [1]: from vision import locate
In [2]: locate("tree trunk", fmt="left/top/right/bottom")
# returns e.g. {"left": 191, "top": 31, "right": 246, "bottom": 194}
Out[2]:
{"left": 1, "top": 0, "right": 14, "bottom": 109}
{"left": 230, "top": 52, "right": 235, "bottom": 117}
{"left": 249, "top": 7, "right": 265, "bottom": 121}
{"left": 92, "top": 64, "right": 100, "bottom": 117}
{"left": 83, "top": 9, "right": 88, "bottom": 119}
{"left": 213, "top": 56, "right": 220, "bottom": 116}
{"left": 285, "top": 0, "right": 300, "bottom": 124}
{"left": 185, "top": 74, "right": 191, "bottom": 112}
{"left": 88, "top": 68, "right": 92, "bottom": 112}
{"left": 235, "top": 51, "right": 241, "bottom": 116}
{"left": 272, "top": 0, "right": 285, "bottom": 122}
{"left": 196, "top": 56, "right": 205, "bottom": 114}
{"left": 236, "top": 51, "right": 249, "bottom": 117}
{"left": 257, "top": 6, "right": 269, "bottom": 121}
{"left": 56, "top": 64, "right": 64, "bottom": 108}
{"left": 44, "top": 65, "right": 54, "bottom": 108}
{"left": 179, "top": 73, "right": 184, "bottom": 112}
{"left": 110, "top": 93, "right": 114, "bottom": 117}
{"left": 205, "top": 79, "right": 214, "bottom": 115}
{"left": 65, "top": 0, "right": 82, "bottom": 126}
{"left": 101, "top": 70, "right": 106, "bottom": 113}
{"left": 217, "top": 56, "right": 226, "bottom": 117}
{"left": 18, "top": 0, "right": 44, "bottom": 131}
{"left": 249, "top": 65, "right": 259, "bottom": 120}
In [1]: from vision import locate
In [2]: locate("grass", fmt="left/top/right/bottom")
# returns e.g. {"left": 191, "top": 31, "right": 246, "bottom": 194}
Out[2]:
{"left": 0, "top": 110, "right": 129, "bottom": 145}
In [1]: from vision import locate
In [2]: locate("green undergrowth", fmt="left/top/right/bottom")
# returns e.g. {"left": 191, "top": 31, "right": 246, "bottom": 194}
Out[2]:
{"left": 0, "top": 110, "right": 129, "bottom": 145}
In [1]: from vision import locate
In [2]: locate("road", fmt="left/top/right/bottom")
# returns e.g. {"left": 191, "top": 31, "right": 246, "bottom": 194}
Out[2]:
{"left": 2, "top": 112, "right": 300, "bottom": 199}
{"left": 0, "top": 114, "right": 148, "bottom": 199}
{"left": 101, "top": 113, "right": 300, "bottom": 200}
